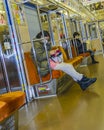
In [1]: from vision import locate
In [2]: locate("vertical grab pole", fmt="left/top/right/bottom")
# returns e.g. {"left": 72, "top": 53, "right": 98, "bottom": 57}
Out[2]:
{"left": 31, "top": 4, "right": 52, "bottom": 82}
{"left": 62, "top": 13, "right": 72, "bottom": 58}
{"left": 0, "top": 44, "right": 11, "bottom": 92}
{"left": 31, "top": 38, "right": 52, "bottom": 84}
{"left": 47, "top": 12, "right": 56, "bottom": 46}
{"left": 79, "top": 20, "right": 86, "bottom": 56}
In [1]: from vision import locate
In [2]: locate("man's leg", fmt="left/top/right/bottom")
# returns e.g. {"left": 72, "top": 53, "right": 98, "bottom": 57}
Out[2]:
{"left": 54, "top": 62, "right": 83, "bottom": 81}
{"left": 53, "top": 62, "right": 97, "bottom": 90}
{"left": 86, "top": 50, "right": 99, "bottom": 64}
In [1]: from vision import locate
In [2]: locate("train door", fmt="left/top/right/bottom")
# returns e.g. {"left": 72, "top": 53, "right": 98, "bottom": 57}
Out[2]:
{"left": 0, "top": 0, "right": 25, "bottom": 94}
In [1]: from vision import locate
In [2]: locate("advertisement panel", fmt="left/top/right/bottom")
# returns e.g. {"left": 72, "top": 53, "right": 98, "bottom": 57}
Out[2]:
{"left": 83, "top": 0, "right": 104, "bottom": 5}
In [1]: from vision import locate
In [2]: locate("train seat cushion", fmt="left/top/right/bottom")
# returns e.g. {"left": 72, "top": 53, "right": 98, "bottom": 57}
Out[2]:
{"left": 79, "top": 52, "right": 90, "bottom": 57}
{"left": 0, "top": 91, "right": 25, "bottom": 122}
{"left": 71, "top": 45, "right": 92, "bottom": 58}
{"left": 66, "top": 57, "right": 82, "bottom": 66}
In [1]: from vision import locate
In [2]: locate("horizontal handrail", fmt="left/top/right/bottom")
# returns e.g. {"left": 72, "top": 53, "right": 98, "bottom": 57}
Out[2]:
{"left": 19, "top": 37, "right": 73, "bottom": 45}
{"left": 19, "top": 38, "right": 44, "bottom": 45}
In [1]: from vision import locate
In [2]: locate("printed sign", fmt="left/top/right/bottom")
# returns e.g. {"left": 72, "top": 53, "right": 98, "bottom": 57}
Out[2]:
{"left": 83, "top": 0, "right": 104, "bottom": 5}
{"left": 89, "top": 2, "right": 104, "bottom": 11}
{"left": 4, "top": 42, "right": 11, "bottom": 50}
{"left": 12, "top": 4, "right": 25, "bottom": 25}
{"left": 0, "top": 13, "right": 6, "bottom": 25}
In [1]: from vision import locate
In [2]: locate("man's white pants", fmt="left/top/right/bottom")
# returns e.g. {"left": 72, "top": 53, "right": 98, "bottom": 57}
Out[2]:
{"left": 54, "top": 62, "right": 83, "bottom": 81}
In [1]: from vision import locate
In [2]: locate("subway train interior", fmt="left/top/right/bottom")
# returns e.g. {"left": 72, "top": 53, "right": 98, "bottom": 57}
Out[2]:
{"left": 1, "top": 0, "right": 104, "bottom": 130}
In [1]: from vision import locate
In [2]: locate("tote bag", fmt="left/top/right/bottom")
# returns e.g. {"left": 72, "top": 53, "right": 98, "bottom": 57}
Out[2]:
{"left": 50, "top": 50, "right": 63, "bottom": 63}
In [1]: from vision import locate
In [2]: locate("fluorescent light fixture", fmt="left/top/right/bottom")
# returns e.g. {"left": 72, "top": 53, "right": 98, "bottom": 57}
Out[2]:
{"left": 0, "top": 11, "right": 5, "bottom": 13}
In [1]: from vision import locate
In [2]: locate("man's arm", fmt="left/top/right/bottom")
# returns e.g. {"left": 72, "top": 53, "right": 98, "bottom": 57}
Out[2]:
{"left": 34, "top": 42, "right": 50, "bottom": 62}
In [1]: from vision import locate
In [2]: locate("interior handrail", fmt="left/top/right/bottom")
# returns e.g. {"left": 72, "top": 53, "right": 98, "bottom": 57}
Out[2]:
{"left": 31, "top": 38, "right": 53, "bottom": 85}
{"left": 19, "top": 37, "right": 72, "bottom": 45}
{"left": 19, "top": 38, "right": 44, "bottom": 45}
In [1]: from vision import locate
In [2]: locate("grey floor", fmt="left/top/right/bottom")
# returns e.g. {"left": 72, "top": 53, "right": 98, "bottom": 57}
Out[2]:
{"left": 19, "top": 54, "right": 104, "bottom": 130}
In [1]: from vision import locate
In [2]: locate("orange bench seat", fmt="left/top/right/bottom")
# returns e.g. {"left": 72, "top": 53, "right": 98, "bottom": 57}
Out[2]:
{"left": 24, "top": 52, "right": 63, "bottom": 85}
{"left": 0, "top": 91, "right": 25, "bottom": 122}
{"left": 24, "top": 47, "right": 83, "bottom": 85}
{"left": 65, "top": 56, "right": 83, "bottom": 66}
{"left": 79, "top": 52, "right": 90, "bottom": 57}
{"left": 71, "top": 45, "right": 90, "bottom": 58}
{"left": 52, "top": 46, "right": 83, "bottom": 66}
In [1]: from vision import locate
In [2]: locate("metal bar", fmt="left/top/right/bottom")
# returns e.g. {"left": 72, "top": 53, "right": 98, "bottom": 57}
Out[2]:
{"left": 39, "top": 3, "right": 56, "bottom": 8}
{"left": 19, "top": 38, "right": 44, "bottom": 45}
{"left": 55, "top": 17, "right": 62, "bottom": 46}
{"left": 61, "top": 13, "right": 73, "bottom": 58}
{"left": 12, "top": 0, "right": 31, "bottom": 4}
{"left": 31, "top": 4, "right": 53, "bottom": 84}
{"left": 31, "top": 38, "right": 53, "bottom": 85}
{"left": 20, "top": 38, "right": 72, "bottom": 45}
{"left": 34, "top": 94, "right": 57, "bottom": 99}
{"left": 31, "top": 40, "right": 42, "bottom": 83}
{"left": 0, "top": 44, "right": 11, "bottom": 92}
{"left": 48, "top": 12, "right": 56, "bottom": 45}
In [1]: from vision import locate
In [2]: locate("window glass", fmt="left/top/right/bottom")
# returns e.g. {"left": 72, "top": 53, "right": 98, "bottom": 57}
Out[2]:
{"left": 89, "top": 23, "right": 97, "bottom": 39}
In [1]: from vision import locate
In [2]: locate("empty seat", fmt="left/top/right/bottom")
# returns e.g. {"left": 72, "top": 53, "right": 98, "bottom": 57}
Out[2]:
{"left": 71, "top": 45, "right": 91, "bottom": 58}
{"left": 52, "top": 46, "right": 83, "bottom": 66}
{"left": 0, "top": 91, "right": 25, "bottom": 122}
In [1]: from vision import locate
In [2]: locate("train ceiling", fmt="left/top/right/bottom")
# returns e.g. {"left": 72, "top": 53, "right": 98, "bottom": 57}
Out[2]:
{"left": 40, "top": 0, "right": 104, "bottom": 21}
{"left": 80, "top": 0, "right": 104, "bottom": 21}
{"left": 12, "top": 0, "right": 104, "bottom": 21}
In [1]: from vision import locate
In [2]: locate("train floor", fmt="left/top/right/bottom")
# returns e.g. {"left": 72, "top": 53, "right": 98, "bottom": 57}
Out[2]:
{"left": 19, "top": 54, "right": 104, "bottom": 130}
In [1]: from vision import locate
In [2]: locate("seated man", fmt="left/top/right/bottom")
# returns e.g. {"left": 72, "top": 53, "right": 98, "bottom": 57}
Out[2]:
{"left": 73, "top": 32, "right": 99, "bottom": 64}
{"left": 31, "top": 30, "right": 97, "bottom": 91}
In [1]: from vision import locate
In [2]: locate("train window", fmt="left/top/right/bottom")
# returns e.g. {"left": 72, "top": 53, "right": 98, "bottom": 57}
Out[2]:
{"left": 98, "top": 21, "right": 104, "bottom": 42}
{"left": 79, "top": 21, "right": 87, "bottom": 40}
{"left": 88, "top": 23, "right": 97, "bottom": 39}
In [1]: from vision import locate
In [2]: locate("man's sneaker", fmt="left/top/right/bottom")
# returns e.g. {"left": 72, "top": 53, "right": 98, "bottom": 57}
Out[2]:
{"left": 92, "top": 61, "right": 99, "bottom": 64}
{"left": 77, "top": 77, "right": 97, "bottom": 91}
{"left": 80, "top": 76, "right": 91, "bottom": 82}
